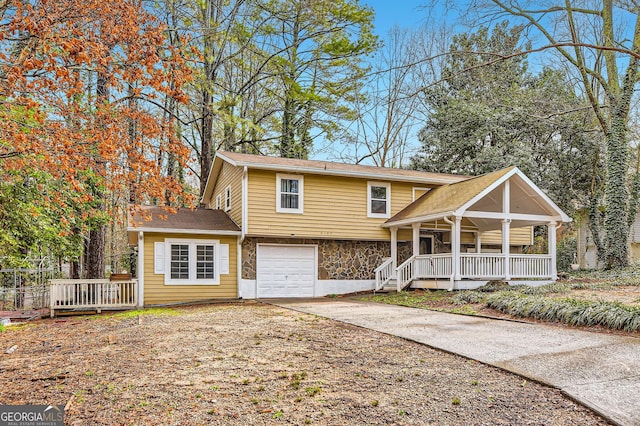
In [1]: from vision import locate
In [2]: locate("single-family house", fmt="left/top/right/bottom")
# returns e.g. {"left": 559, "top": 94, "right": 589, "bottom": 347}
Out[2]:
{"left": 127, "top": 151, "right": 570, "bottom": 306}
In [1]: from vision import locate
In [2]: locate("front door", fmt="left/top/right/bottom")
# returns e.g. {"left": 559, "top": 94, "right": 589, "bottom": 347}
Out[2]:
{"left": 420, "top": 236, "right": 434, "bottom": 255}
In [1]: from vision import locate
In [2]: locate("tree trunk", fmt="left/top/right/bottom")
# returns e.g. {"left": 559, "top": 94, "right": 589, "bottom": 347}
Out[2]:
{"left": 86, "top": 223, "right": 106, "bottom": 278}
{"left": 603, "top": 117, "right": 630, "bottom": 268}
{"left": 199, "top": 0, "right": 217, "bottom": 197}
{"left": 85, "top": 65, "right": 109, "bottom": 279}
{"left": 280, "top": 96, "right": 297, "bottom": 158}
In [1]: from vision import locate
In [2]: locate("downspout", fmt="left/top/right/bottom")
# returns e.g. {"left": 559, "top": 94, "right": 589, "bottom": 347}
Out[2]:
{"left": 442, "top": 217, "right": 455, "bottom": 291}
{"left": 237, "top": 166, "right": 248, "bottom": 299}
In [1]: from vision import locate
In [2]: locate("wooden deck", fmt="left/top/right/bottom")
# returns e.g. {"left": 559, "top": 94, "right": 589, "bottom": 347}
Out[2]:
{"left": 50, "top": 279, "right": 138, "bottom": 317}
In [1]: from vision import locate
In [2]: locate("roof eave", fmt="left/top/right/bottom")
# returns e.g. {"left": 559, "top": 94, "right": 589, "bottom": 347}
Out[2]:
{"left": 127, "top": 227, "right": 241, "bottom": 236}
{"left": 382, "top": 212, "right": 455, "bottom": 228}
{"left": 234, "top": 162, "right": 464, "bottom": 185}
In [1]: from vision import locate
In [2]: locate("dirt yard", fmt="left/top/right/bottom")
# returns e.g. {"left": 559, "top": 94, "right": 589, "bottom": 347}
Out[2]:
{"left": 0, "top": 302, "right": 608, "bottom": 425}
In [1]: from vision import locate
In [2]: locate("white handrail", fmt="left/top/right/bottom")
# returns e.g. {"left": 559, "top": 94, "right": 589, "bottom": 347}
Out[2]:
{"left": 396, "top": 255, "right": 416, "bottom": 291}
{"left": 374, "top": 258, "right": 394, "bottom": 291}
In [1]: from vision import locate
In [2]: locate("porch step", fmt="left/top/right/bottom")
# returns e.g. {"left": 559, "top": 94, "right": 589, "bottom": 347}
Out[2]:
{"left": 377, "top": 280, "right": 398, "bottom": 293}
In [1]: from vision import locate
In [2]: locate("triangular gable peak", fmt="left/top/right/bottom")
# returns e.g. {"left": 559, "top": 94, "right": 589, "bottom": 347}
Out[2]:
{"left": 384, "top": 166, "right": 570, "bottom": 230}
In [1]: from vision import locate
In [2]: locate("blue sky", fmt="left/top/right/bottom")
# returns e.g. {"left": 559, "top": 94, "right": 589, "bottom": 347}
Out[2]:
{"left": 363, "top": 0, "right": 429, "bottom": 35}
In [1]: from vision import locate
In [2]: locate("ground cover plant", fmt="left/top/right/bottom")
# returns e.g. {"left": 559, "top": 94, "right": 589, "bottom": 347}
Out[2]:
{"left": 0, "top": 303, "right": 607, "bottom": 425}
{"left": 360, "top": 265, "right": 640, "bottom": 333}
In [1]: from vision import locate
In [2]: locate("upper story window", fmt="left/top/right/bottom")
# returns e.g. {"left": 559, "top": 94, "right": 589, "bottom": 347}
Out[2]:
{"left": 215, "top": 194, "right": 222, "bottom": 210}
{"left": 368, "top": 181, "right": 391, "bottom": 218}
{"left": 225, "top": 186, "right": 231, "bottom": 211}
{"left": 276, "top": 174, "right": 303, "bottom": 214}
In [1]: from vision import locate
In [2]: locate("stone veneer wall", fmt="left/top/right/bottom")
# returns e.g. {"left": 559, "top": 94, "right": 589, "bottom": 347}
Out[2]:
{"left": 242, "top": 237, "right": 412, "bottom": 280}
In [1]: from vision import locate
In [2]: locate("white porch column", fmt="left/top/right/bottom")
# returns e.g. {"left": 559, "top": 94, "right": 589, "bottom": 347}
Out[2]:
{"left": 390, "top": 227, "right": 398, "bottom": 278}
{"left": 412, "top": 223, "right": 421, "bottom": 256}
{"left": 502, "top": 219, "right": 511, "bottom": 280}
{"left": 137, "top": 231, "right": 144, "bottom": 308}
{"left": 548, "top": 222, "right": 558, "bottom": 280}
{"left": 502, "top": 179, "right": 511, "bottom": 281}
{"left": 453, "top": 216, "right": 461, "bottom": 281}
{"left": 475, "top": 232, "right": 482, "bottom": 253}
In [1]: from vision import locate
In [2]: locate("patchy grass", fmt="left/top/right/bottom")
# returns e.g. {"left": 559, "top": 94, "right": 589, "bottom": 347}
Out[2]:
{"left": 110, "top": 307, "right": 179, "bottom": 319}
{"left": 367, "top": 290, "right": 452, "bottom": 308}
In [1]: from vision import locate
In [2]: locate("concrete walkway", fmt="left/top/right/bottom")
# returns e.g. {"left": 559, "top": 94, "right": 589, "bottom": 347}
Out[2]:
{"left": 268, "top": 298, "right": 640, "bottom": 426}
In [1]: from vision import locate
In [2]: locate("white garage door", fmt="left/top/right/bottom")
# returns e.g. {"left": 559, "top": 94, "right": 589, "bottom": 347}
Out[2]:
{"left": 257, "top": 245, "right": 316, "bottom": 298}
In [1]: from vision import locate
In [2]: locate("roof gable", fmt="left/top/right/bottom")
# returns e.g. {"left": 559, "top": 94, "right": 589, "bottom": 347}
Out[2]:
{"left": 384, "top": 167, "right": 570, "bottom": 227}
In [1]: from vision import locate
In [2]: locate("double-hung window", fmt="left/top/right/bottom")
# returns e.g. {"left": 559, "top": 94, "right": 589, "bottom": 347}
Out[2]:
{"left": 276, "top": 174, "right": 303, "bottom": 213}
{"left": 367, "top": 182, "right": 391, "bottom": 218}
{"left": 165, "top": 239, "right": 220, "bottom": 285}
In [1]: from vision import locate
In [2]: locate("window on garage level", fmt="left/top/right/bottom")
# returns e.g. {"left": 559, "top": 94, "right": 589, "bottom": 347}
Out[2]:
{"left": 276, "top": 174, "right": 303, "bottom": 213}
{"left": 367, "top": 181, "right": 391, "bottom": 218}
{"left": 164, "top": 239, "right": 220, "bottom": 285}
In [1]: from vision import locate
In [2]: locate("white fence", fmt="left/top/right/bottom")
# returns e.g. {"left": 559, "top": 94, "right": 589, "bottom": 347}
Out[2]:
{"left": 50, "top": 279, "right": 137, "bottom": 317}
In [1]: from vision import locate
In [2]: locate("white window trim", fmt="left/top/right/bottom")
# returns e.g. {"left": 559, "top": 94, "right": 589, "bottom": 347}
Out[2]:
{"left": 215, "top": 194, "right": 222, "bottom": 210}
{"left": 225, "top": 186, "right": 231, "bottom": 212}
{"left": 276, "top": 173, "right": 304, "bottom": 214}
{"left": 412, "top": 187, "right": 431, "bottom": 201}
{"left": 164, "top": 238, "right": 220, "bottom": 285}
{"left": 367, "top": 181, "right": 391, "bottom": 219}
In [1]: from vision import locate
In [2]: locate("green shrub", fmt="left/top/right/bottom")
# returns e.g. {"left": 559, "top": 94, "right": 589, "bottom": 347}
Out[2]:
{"left": 452, "top": 291, "right": 485, "bottom": 304}
{"left": 486, "top": 292, "right": 640, "bottom": 331}
{"left": 556, "top": 236, "right": 577, "bottom": 272}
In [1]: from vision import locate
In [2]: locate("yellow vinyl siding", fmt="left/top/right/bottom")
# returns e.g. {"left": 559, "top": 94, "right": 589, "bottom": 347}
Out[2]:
{"left": 143, "top": 233, "right": 237, "bottom": 305}
{"left": 481, "top": 227, "right": 533, "bottom": 245}
{"left": 209, "top": 162, "right": 243, "bottom": 227}
{"left": 247, "top": 169, "right": 418, "bottom": 240}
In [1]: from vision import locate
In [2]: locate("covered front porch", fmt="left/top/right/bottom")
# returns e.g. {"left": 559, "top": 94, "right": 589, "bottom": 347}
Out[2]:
{"left": 375, "top": 167, "right": 570, "bottom": 291}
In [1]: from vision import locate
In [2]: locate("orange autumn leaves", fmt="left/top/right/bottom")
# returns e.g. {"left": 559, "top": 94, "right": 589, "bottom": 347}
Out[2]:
{"left": 0, "top": 0, "right": 195, "bottom": 211}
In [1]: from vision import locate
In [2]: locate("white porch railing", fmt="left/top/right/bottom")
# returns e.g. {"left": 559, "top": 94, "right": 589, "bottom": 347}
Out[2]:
{"left": 510, "top": 255, "right": 553, "bottom": 278}
{"left": 374, "top": 257, "right": 394, "bottom": 291}
{"left": 414, "top": 254, "right": 453, "bottom": 278}
{"left": 379, "top": 253, "right": 554, "bottom": 290}
{"left": 50, "top": 279, "right": 137, "bottom": 317}
{"left": 460, "top": 254, "right": 505, "bottom": 278}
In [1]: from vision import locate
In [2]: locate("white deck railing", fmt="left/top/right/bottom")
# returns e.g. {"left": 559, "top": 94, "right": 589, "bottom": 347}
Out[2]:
{"left": 374, "top": 257, "right": 394, "bottom": 291}
{"left": 50, "top": 279, "right": 137, "bottom": 316}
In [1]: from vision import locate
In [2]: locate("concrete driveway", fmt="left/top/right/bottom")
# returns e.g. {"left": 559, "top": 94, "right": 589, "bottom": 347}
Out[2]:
{"left": 267, "top": 298, "right": 640, "bottom": 426}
